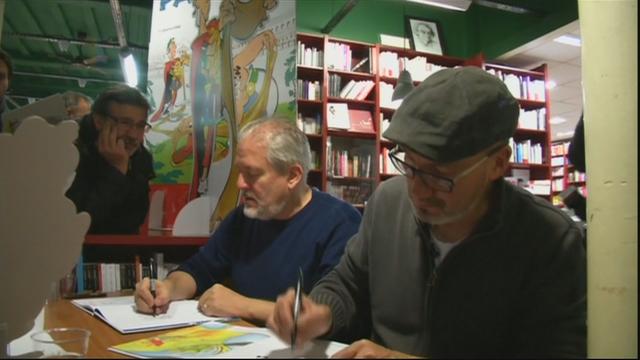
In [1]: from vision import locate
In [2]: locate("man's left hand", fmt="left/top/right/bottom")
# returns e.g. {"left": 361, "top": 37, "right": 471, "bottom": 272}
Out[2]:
{"left": 198, "top": 283, "right": 246, "bottom": 318}
{"left": 332, "top": 339, "right": 417, "bottom": 359}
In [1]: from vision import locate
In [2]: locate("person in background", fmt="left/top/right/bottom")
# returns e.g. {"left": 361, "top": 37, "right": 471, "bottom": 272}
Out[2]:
{"left": 0, "top": 49, "right": 13, "bottom": 133}
{"left": 134, "top": 117, "right": 361, "bottom": 324}
{"left": 63, "top": 91, "right": 93, "bottom": 121}
{"left": 268, "top": 67, "right": 586, "bottom": 358}
{"left": 66, "top": 85, "right": 155, "bottom": 234}
{"left": 564, "top": 113, "right": 587, "bottom": 223}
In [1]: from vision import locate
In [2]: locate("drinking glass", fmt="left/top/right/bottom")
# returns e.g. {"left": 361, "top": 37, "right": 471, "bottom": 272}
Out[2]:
{"left": 31, "top": 328, "right": 90, "bottom": 358}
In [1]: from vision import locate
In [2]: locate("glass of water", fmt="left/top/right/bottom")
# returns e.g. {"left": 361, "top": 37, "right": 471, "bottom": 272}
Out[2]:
{"left": 31, "top": 328, "right": 90, "bottom": 358}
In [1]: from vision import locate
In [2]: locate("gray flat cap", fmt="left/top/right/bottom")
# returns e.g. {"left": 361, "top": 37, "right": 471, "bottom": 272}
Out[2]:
{"left": 383, "top": 66, "right": 519, "bottom": 163}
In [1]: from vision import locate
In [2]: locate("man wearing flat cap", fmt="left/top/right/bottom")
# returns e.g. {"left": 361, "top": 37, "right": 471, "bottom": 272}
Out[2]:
{"left": 268, "top": 66, "right": 586, "bottom": 358}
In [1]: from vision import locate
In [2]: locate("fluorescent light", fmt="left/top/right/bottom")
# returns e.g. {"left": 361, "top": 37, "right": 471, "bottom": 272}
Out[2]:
{"left": 550, "top": 116, "right": 567, "bottom": 125}
{"left": 120, "top": 49, "right": 138, "bottom": 87}
{"left": 546, "top": 80, "right": 557, "bottom": 90}
{"left": 554, "top": 34, "right": 581, "bottom": 47}
{"left": 406, "top": 0, "right": 472, "bottom": 12}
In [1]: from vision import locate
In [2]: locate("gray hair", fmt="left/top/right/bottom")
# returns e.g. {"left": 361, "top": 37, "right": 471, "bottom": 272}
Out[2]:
{"left": 238, "top": 117, "right": 311, "bottom": 184}
{"left": 62, "top": 91, "right": 93, "bottom": 108}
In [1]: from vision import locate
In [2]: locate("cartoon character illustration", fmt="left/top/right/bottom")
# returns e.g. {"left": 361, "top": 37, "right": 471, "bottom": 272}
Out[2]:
{"left": 178, "top": 0, "right": 278, "bottom": 229}
{"left": 150, "top": 37, "right": 191, "bottom": 123}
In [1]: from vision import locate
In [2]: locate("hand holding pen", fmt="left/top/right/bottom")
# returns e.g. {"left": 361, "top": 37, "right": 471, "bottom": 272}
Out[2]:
{"left": 291, "top": 267, "right": 303, "bottom": 351}
{"left": 266, "top": 269, "right": 334, "bottom": 350}
{"left": 149, "top": 258, "right": 158, "bottom": 316}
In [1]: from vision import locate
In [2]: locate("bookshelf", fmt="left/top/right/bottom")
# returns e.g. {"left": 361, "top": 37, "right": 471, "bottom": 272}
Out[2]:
{"left": 485, "top": 63, "right": 553, "bottom": 200}
{"left": 297, "top": 33, "right": 379, "bottom": 207}
{"left": 297, "top": 33, "right": 558, "bottom": 207}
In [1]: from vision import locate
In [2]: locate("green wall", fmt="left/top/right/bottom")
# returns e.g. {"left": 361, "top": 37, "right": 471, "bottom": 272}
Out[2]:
{"left": 297, "top": 0, "right": 578, "bottom": 60}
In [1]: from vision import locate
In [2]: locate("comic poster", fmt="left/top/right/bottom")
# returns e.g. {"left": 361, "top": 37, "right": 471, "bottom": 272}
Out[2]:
{"left": 145, "top": 0, "right": 296, "bottom": 230}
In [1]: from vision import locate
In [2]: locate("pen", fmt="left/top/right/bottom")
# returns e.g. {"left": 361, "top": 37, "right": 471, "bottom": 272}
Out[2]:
{"left": 149, "top": 257, "right": 157, "bottom": 317}
{"left": 291, "top": 267, "right": 303, "bottom": 352}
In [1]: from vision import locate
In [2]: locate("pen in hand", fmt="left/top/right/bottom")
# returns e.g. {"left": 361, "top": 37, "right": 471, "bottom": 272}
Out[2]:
{"left": 149, "top": 257, "right": 157, "bottom": 317}
{"left": 291, "top": 267, "right": 303, "bottom": 352}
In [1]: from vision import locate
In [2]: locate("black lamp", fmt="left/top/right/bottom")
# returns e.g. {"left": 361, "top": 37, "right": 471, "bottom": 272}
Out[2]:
{"left": 392, "top": 4, "right": 415, "bottom": 101}
{"left": 392, "top": 69, "right": 414, "bottom": 101}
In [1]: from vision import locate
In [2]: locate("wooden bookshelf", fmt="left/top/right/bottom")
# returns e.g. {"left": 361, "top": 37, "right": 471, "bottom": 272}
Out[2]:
{"left": 297, "top": 33, "right": 555, "bottom": 207}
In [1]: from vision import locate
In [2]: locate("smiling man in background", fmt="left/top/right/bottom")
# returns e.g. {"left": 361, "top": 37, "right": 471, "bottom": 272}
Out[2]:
{"left": 66, "top": 85, "right": 155, "bottom": 234}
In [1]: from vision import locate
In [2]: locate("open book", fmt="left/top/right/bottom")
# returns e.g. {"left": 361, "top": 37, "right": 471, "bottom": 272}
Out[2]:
{"left": 71, "top": 296, "right": 222, "bottom": 334}
{"left": 109, "top": 322, "right": 348, "bottom": 358}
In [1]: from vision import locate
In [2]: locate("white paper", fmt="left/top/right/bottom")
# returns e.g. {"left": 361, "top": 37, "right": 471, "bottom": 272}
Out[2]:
{"left": 7, "top": 307, "right": 45, "bottom": 357}
{"left": 72, "top": 296, "right": 225, "bottom": 334}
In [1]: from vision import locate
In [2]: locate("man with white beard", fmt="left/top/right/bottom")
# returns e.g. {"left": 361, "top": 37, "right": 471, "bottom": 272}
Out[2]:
{"left": 135, "top": 117, "right": 361, "bottom": 324}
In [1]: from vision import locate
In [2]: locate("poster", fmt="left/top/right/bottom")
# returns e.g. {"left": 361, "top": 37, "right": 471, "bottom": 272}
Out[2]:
{"left": 145, "top": 0, "right": 296, "bottom": 231}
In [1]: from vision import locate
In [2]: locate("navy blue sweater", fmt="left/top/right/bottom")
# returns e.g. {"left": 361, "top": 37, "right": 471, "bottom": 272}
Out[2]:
{"left": 177, "top": 189, "right": 361, "bottom": 300}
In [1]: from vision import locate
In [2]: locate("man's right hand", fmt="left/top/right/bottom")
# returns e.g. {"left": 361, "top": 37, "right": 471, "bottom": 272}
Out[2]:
{"left": 97, "top": 120, "right": 128, "bottom": 174}
{"left": 134, "top": 277, "right": 172, "bottom": 315}
{"left": 266, "top": 289, "right": 333, "bottom": 348}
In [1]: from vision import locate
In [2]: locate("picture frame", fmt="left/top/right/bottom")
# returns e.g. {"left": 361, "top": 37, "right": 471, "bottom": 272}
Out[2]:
{"left": 406, "top": 16, "right": 444, "bottom": 55}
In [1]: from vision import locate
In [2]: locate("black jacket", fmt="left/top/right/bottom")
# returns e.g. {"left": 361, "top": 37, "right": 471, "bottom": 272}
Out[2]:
{"left": 66, "top": 115, "right": 155, "bottom": 234}
{"left": 312, "top": 177, "right": 586, "bottom": 358}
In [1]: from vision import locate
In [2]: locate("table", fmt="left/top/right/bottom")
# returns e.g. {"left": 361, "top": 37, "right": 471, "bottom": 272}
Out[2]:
{"left": 43, "top": 299, "right": 252, "bottom": 358}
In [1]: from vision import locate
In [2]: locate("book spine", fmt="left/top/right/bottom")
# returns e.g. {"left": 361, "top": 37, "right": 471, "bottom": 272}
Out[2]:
{"left": 75, "top": 255, "right": 84, "bottom": 294}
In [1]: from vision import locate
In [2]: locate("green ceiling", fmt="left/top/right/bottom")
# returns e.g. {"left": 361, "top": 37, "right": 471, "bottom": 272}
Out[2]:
{"left": 1, "top": 0, "right": 577, "bottom": 107}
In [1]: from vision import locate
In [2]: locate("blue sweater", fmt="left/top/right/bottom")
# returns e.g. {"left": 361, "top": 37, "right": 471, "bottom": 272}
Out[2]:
{"left": 177, "top": 189, "right": 361, "bottom": 300}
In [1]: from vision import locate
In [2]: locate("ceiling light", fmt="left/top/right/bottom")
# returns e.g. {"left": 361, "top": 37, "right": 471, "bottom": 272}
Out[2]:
{"left": 406, "top": 0, "right": 471, "bottom": 12}
{"left": 550, "top": 116, "right": 567, "bottom": 125}
{"left": 554, "top": 34, "right": 581, "bottom": 47}
{"left": 119, "top": 48, "right": 138, "bottom": 87}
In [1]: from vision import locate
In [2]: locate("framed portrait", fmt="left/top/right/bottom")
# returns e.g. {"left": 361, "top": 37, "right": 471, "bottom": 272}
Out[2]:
{"left": 406, "top": 17, "right": 444, "bottom": 55}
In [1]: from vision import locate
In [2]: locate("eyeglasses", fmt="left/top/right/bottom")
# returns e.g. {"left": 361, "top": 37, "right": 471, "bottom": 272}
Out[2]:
{"left": 388, "top": 146, "right": 500, "bottom": 193}
{"left": 107, "top": 114, "right": 151, "bottom": 132}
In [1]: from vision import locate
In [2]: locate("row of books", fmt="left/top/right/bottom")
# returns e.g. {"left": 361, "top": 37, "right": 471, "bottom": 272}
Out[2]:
{"left": 551, "top": 156, "right": 565, "bottom": 166}
{"left": 487, "top": 68, "right": 546, "bottom": 102}
{"left": 310, "top": 150, "right": 320, "bottom": 170}
{"left": 325, "top": 42, "right": 372, "bottom": 73}
{"left": 506, "top": 177, "right": 551, "bottom": 195}
{"left": 328, "top": 150, "right": 373, "bottom": 178}
{"left": 509, "top": 138, "right": 544, "bottom": 165}
{"left": 296, "top": 112, "right": 321, "bottom": 135}
{"left": 326, "top": 103, "right": 375, "bottom": 133}
{"left": 297, "top": 41, "right": 323, "bottom": 67}
{"left": 379, "top": 81, "right": 403, "bottom": 109}
{"left": 552, "top": 178, "right": 565, "bottom": 192}
{"left": 379, "top": 147, "right": 402, "bottom": 175}
{"left": 66, "top": 253, "right": 177, "bottom": 295}
{"left": 518, "top": 108, "right": 547, "bottom": 131}
{"left": 379, "top": 51, "right": 447, "bottom": 81}
{"left": 296, "top": 79, "right": 322, "bottom": 101}
{"left": 568, "top": 170, "right": 586, "bottom": 183}
{"left": 329, "top": 75, "right": 376, "bottom": 100}
{"left": 327, "top": 182, "right": 372, "bottom": 206}
{"left": 551, "top": 141, "right": 570, "bottom": 156}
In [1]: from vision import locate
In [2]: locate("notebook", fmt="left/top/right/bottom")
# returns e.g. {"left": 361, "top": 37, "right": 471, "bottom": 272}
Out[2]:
{"left": 71, "top": 296, "right": 223, "bottom": 334}
{"left": 109, "top": 322, "right": 348, "bottom": 358}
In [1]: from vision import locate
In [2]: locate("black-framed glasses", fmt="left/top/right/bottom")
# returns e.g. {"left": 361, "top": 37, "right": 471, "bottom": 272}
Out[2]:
{"left": 388, "top": 146, "right": 499, "bottom": 193}
{"left": 107, "top": 114, "right": 151, "bottom": 132}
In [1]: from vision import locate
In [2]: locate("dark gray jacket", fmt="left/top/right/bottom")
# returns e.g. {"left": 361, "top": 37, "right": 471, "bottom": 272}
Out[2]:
{"left": 311, "top": 176, "right": 586, "bottom": 358}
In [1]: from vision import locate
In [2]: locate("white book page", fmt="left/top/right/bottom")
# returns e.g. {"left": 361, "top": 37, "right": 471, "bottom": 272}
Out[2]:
{"left": 90, "top": 299, "right": 221, "bottom": 334}
{"left": 71, "top": 295, "right": 134, "bottom": 314}
{"left": 217, "top": 327, "right": 348, "bottom": 359}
